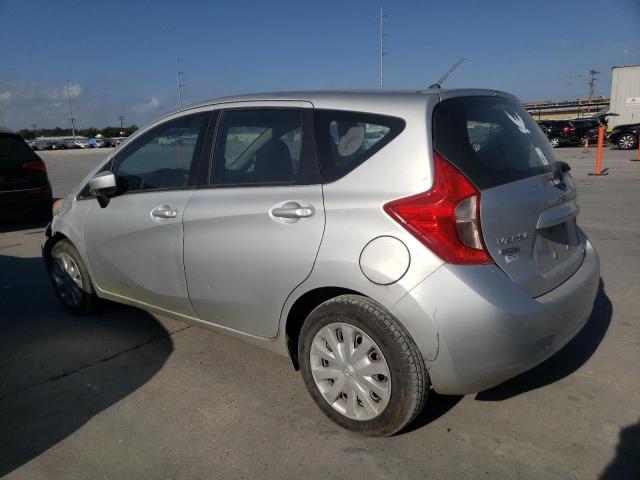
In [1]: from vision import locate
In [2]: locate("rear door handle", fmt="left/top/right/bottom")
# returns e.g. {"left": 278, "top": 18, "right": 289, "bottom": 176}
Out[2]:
{"left": 271, "top": 203, "right": 315, "bottom": 219}
{"left": 151, "top": 205, "right": 178, "bottom": 219}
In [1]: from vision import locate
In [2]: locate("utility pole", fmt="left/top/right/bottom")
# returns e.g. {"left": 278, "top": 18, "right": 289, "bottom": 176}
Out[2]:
{"left": 380, "top": 7, "right": 387, "bottom": 88}
{"left": 118, "top": 115, "right": 124, "bottom": 129}
{"left": 0, "top": 109, "right": 4, "bottom": 128}
{"left": 66, "top": 80, "right": 76, "bottom": 138}
{"left": 587, "top": 69, "right": 599, "bottom": 100}
{"left": 176, "top": 55, "right": 184, "bottom": 108}
{"left": 31, "top": 123, "right": 38, "bottom": 137}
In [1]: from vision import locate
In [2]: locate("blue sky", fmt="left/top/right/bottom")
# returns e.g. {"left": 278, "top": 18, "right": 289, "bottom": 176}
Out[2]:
{"left": 1, "top": 0, "right": 639, "bottom": 130}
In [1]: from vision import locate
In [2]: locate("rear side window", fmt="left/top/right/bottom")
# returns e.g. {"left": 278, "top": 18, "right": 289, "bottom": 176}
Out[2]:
{"left": 315, "top": 110, "right": 405, "bottom": 183}
{"left": 434, "top": 96, "right": 556, "bottom": 189}
{"left": 211, "top": 109, "right": 319, "bottom": 186}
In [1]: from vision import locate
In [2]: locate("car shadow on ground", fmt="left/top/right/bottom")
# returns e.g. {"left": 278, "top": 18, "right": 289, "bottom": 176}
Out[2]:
{"left": 0, "top": 254, "right": 173, "bottom": 476}
{"left": 475, "top": 279, "right": 611, "bottom": 401}
{"left": 600, "top": 420, "right": 640, "bottom": 479}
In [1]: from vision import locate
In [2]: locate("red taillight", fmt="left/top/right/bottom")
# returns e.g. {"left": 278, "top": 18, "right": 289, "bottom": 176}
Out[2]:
{"left": 21, "top": 160, "right": 47, "bottom": 172}
{"left": 383, "top": 152, "right": 493, "bottom": 265}
{"left": 562, "top": 126, "right": 573, "bottom": 134}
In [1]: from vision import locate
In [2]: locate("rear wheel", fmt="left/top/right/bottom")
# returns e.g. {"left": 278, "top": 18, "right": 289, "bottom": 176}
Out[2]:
{"left": 48, "top": 239, "right": 98, "bottom": 315}
{"left": 299, "top": 295, "right": 428, "bottom": 436}
{"left": 549, "top": 137, "right": 560, "bottom": 148}
{"left": 618, "top": 133, "right": 637, "bottom": 150}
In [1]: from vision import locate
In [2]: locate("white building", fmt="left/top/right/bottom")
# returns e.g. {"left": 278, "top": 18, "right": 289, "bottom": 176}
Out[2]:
{"left": 609, "top": 65, "right": 640, "bottom": 128}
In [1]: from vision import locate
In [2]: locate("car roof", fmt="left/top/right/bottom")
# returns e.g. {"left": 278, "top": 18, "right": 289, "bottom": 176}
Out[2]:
{"left": 166, "top": 88, "right": 518, "bottom": 115}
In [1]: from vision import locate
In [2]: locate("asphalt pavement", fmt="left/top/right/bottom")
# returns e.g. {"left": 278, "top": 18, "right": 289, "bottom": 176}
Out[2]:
{"left": 0, "top": 146, "right": 638, "bottom": 479}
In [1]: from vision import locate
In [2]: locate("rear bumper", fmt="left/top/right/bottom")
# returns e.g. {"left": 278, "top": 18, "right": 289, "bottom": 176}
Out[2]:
{"left": 0, "top": 186, "right": 52, "bottom": 213}
{"left": 392, "top": 241, "right": 600, "bottom": 395}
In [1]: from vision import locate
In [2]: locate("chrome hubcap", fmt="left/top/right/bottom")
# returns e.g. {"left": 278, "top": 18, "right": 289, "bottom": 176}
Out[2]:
{"left": 50, "top": 252, "right": 83, "bottom": 307}
{"left": 310, "top": 322, "right": 391, "bottom": 421}
{"left": 620, "top": 135, "right": 635, "bottom": 149}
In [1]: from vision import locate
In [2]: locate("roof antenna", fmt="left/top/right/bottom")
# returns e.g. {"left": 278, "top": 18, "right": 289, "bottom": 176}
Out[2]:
{"left": 429, "top": 57, "right": 466, "bottom": 89}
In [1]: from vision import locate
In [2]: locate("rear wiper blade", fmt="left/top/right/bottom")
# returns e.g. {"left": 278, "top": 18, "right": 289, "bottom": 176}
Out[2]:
{"left": 553, "top": 161, "right": 571, "bottom": 177}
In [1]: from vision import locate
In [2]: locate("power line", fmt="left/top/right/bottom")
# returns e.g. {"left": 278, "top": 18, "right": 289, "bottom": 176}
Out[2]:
{"left": 176, "top": 55, "right": 185, "bottom": 108}
{"left": 587, "top": 69, "right": 600, "bottom": 100}
{"left": 66, "top": 80, "right": 76, "bottom": 138}
{"left": 380, "top": 7, "right": 388, "bottom": 88}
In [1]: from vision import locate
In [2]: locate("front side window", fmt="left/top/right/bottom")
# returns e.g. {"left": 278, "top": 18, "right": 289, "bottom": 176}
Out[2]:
{"left": 112, "top": 113, "right": 208, "bottom": 192}
{"left": 211, "top": 109, "right": 317, "bottom": 186}
{"left": 315, "top": 110, "right": 405, "bottom": 183}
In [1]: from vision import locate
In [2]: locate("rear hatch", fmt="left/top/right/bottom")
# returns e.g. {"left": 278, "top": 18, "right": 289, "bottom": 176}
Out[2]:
{"left": 0, "top": 133, "right": 48, "bottom": 192}
{"left": 433, "top": 94, "right": 586, "bottom": 297}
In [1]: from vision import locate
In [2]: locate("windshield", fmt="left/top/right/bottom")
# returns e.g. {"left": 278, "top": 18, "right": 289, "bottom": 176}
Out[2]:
{"left": 433, "top": 96, "right": 556, "bottom": 189}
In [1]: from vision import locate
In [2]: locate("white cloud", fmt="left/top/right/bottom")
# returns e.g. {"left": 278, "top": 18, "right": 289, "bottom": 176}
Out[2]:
{"left": 0, "top": 79, "right": 165, "bottom": 130}
{"left": 65, "top": 83, "right": 83, "bottom": 99}
{"left": 132, "top": 96, "right": 160, "bottom": 113}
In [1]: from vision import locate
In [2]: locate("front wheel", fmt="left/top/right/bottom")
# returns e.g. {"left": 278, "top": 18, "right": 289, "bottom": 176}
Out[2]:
{"left": 299, "top": 295, "right": 428, "bottom": 436}
{"left": 48, "top": 239, "right": 98, "bottom": 315}
{"left": 549, "top": 137, "right": 561, "bottom": 148}
{"left": 618, "top": 133, "right": 637, "bottom": 150}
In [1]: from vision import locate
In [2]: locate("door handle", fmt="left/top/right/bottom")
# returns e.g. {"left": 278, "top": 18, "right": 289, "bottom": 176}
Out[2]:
{"left": 151, "top": 205, "right": 178, "bottom": 219}
{"left": 271, "top": 204, "right": 315, "bottom": 219}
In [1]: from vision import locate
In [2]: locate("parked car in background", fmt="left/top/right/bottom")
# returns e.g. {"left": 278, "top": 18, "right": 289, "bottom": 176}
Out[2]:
{"left": 74, "top": 139, "right": 90, "bottom": 149}
{"left": 0, "top": 128, "right": 53, "bottom": 220}
{"left": 50, "top": 140, "right": 68, "bottom": 150}
{"left": 32, "top": 140, "right": 54, "bottom": 151}
{"left": 537, "top": 119, "right": 600, "bottom": 147}
{"left": 89, "top": 138, "right": 107, "bottom": 148}
{"left": 569, "top": 119, "right": 600, "bottom": 144}
{"left": 608, "top": 122, "right": 640, "bottom": 150}
{"left": 44, "top": 90, "right": 599, "bottom": 436}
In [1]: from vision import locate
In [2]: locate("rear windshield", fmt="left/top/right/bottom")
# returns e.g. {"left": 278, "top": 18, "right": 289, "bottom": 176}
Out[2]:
{"left": 0, "top": 134, "right": 38, "bottom": 164}
{"left": 433, "top": 96, "right": 556, "bottom": 189}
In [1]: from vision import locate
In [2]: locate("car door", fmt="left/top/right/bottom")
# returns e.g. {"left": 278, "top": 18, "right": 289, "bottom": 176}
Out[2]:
{"left": 84, "top": 110, "right": 211, "bottom": 316}
{"left": 183, "top": 103, "right": 324, "bottom": 338}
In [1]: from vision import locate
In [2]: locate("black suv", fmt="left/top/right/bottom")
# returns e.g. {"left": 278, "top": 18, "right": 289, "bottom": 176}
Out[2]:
{"left": 0, "top": 129, "right": 53, "bottom": 220}
{"left": 537, "top": 119, "right": 600, "bottom": 148}
{"left": 608, "top": 122, "right": 639, "bottom": 150}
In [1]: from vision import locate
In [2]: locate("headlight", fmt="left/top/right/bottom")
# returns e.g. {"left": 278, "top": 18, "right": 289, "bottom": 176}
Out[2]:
{"left": 52, "top": 198, "right": 64, "bottom": 217}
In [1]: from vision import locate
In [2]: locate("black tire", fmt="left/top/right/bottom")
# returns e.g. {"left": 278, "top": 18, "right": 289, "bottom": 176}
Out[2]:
{"left": 48, "top": 239, "right": 98, "bottom": 315}
{"left": 617, "top": 133, "right": 637, "bottom": 150}
{"left": 299, "top": 295, "right": 428, "bottom": 436}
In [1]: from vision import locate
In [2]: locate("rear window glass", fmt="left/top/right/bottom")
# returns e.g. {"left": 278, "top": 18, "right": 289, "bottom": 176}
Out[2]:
{"left": 0, "top": 134, "right": 38, "bottom": 164}
{"left": 315, "top": 110, "right": 405, "bottom": 183}
{"left": 434, "top": 96, "right": 556, "bottom": 189}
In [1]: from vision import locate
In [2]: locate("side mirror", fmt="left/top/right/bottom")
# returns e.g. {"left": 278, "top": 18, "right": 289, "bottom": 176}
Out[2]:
{"left": 88, "top": 171, "right": 117, "bottom": 207}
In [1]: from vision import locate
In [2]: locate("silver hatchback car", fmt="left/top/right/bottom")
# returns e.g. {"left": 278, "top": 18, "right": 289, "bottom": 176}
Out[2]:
{"left": 44, "top": 90, "right": 600, "bottom": 436}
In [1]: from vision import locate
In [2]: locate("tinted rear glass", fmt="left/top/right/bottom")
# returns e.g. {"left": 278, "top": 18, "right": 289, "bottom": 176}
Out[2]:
{"left": 433, "top": 96, "right": 556, "bottom": 189}
{"left": 0, "top": 134, "right": 38, "bottom": 165}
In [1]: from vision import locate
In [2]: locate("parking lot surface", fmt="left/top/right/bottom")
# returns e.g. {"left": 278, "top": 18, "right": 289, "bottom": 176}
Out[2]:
{"left": 1, "top": 147, "right": 639, "bottom": 479}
